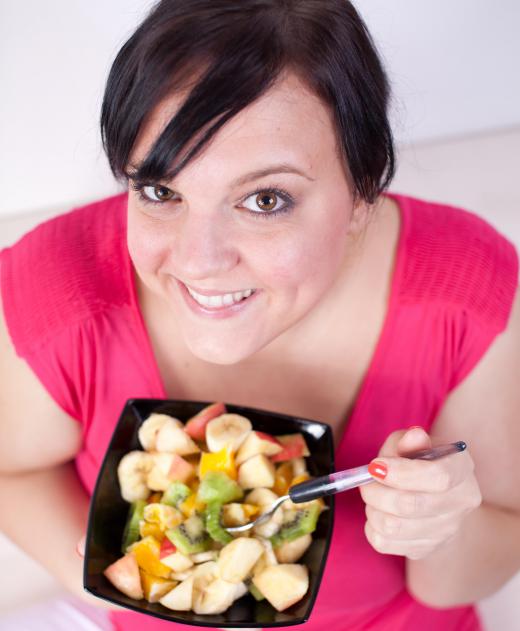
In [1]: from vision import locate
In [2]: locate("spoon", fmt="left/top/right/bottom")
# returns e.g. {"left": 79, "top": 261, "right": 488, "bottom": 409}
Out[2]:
{"left": 225, "top": 440, "right": 467, "bottom": 534}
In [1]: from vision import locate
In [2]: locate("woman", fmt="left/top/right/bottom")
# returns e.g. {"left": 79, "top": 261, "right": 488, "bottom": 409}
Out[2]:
{"left": 1, "top": 1, "right": 519, "bottom": 630}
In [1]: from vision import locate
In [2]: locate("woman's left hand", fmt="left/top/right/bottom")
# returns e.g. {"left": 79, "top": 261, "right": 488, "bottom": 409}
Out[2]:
{"left": 359, "top": 426, "right": 483, "bottom": 560}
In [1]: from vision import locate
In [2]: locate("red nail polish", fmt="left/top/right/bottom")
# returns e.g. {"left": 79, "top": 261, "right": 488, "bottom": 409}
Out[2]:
{"left": 368, "top": 460, "right": 388, "bottom": 479}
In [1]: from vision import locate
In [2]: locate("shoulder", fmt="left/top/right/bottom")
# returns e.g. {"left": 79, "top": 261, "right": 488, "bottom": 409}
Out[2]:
{"left": 0, "top": 192, "right": 131, "bottom": 353}
{"left": 392, "top": 193, "right": 519, "bottom": 330}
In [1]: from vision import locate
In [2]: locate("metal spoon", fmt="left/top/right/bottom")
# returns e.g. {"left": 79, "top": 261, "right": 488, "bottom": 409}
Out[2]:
{"left": 225, "top": 441, "right": 467, "bottom": 534}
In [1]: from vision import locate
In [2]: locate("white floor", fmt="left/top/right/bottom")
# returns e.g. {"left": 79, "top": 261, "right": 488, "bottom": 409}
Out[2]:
{"left": 1, "top": 127, "right": 519, "bottom": 629}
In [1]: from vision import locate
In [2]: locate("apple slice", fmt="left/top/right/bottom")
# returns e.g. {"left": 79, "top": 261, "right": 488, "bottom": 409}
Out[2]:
{"left": 217, "top": 537, "right": 265, "bottom": 583}
{"left": 156, "top": 420, "right": 200, "bottom": 455}
{"left": 273, "top": 534, "right": 312, "bottom": 563}
{"left": 104, "top": 554, "right": 143, "bottom": 600}
{"left": 252, "top": 564, "right": 309, "bottom": 612}
{"left": 159, "top": 575, "right": 194, "bottom": 611}
{"left": 192, "top": 577, "right": 238, "bottom": 615}
{"left": 184, "top": 403, "right": 227, "bottom": 441}
{"left": 238, "top": 454, "right": 275, "bottom": 489}
{"left": 270, "top": 434, "right": 310, "bottom": 462}
{"left": 235, "top": 431, "right": 283, "bottom": 465}
{"left": 159, "top": 537, "right": 176, "bottom": 559}
{"left": 161, "top": 550, "right": 195, "bottom": 572}
{"left": 168, "top": 454, "right": 196, "bottom": 483}
{"left": 147, "top": 453, "right": 195, "bottom": 490}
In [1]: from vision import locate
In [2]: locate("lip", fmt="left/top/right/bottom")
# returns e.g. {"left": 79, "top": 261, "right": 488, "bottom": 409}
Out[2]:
{"left": 176, "top": 280, "right": 260, "bottom": 319}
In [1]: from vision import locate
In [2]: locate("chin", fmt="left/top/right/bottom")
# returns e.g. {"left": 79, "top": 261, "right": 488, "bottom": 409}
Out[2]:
{"left": 184, "top": 334, "right": 264, "bottom": 365}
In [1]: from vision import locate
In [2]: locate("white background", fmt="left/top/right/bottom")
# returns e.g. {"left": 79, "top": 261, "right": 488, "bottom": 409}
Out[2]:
{"left": 1, "top": 0, "right": 520, "bottom": 217}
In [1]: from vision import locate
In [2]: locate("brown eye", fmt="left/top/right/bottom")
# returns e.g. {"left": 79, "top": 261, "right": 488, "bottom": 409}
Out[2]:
{"left": 137, "top": 184, "right": 177, "bottom": 204}
{"left": 153, "top": 185, "right": 175, "bottom": 201}
{"left": 255, "top": 191, "right": 278, "bottom": 211}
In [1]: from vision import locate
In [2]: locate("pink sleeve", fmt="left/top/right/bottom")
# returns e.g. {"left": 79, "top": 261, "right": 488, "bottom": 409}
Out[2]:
{"left": 1, "top": 245, "right": 86, "bottom": 423}
{"left": 448, "top": 234, "right": 518, "bottom": 391}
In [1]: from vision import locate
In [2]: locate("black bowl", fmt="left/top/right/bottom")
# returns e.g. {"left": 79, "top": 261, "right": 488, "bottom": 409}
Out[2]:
{"left": 84, "top": 399, "right": 335, "bottom": 627}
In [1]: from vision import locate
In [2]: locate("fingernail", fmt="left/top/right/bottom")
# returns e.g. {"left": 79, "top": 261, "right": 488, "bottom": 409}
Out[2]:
{"left": 368, "top": 460, "right": 388, "bottom": 479}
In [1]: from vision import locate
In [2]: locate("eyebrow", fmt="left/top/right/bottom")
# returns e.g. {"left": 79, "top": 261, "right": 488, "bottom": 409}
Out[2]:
{"left": 126, "top": 163, "right": 315, "bottom": 187}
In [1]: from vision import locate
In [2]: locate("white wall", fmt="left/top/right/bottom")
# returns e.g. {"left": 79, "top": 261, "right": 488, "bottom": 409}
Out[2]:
{"left": 1, "top": 0, "right": 520, "bottom": 217}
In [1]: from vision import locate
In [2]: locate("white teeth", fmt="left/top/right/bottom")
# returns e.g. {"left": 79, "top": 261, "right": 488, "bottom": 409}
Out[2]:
{"left": 186, "top": 286, "right": 255, "bottom": 309}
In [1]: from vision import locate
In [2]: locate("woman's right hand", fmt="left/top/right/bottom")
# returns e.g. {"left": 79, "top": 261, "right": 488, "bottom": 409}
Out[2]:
{"left": 75, "top": 533, "right": 128, "bottom": 612}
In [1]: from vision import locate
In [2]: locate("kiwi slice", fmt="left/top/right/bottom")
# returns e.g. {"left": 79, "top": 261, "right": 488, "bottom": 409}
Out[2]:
{"left": 121, "top": 500, "right": 146, "bottom": 553}
{"left": 205, "top": 502, "right": 232, "bottom": 545}
{"left": 162, "top": 481, "right": 191, "bottom": 507}
{"left": 270, "top": 503, "right": 321, "bottom": 548}
{"left": 197, "top": 471, "right": 244, "bottom": 504}
{"left": 248, "top": 582, "right": 265, "bottom": 602}
{"left": 166, "top": 514, "right": 211, "bottom": 555}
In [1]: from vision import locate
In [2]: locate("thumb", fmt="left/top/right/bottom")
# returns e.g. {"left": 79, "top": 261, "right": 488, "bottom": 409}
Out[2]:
{"left": 76, "top": 534, "right": 86, "bottom": 558}
{"left": 396, "top": 426, "right": 432, "bottom": 457}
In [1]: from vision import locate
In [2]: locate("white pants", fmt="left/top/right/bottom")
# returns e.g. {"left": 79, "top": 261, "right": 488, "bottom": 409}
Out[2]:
{"left": 0, "top": 595, "right": 261, "bottom": 631}
{"left": 0, "top": 594, "right": 113, "bottom": 631}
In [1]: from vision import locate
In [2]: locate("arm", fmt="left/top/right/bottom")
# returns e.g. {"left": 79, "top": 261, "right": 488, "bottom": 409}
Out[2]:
{"left": 0, "top": 463, "right": 90, "bottom": 602}
{"left": 406, "top": 289, "right": 520, "bottom": 607}
{"left": 0, "top": 290, "right": 120, "bottom": 610}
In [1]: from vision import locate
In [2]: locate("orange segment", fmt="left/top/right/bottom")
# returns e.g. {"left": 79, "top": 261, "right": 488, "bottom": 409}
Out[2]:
{"left": 131, "top": 536, "right": 172, "bottom": 579}
{"left": 139, "top": 569, "right": 177, "bottom": 602}
{"left": 139, "top": 521, "right": 165, "bottom": 541}
{"left": 179, "top": 493, "right": 206, "bottom": 518}
{"left": 147, "top": 492, "right": 163, "bottom": 504}
{"left": 242, "top": 503, "right": 260, "bottom": 518}
{"left": 273, "top": 461, "right": 293, "bottom": 496}
{"left": 291, "top": 474, "right": 310, "bottom": 486}
{"left": 198, "top": 445, "right": 237, "bottom": 480}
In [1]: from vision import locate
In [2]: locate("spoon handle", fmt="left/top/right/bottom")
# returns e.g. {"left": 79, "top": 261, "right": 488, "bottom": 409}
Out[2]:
{"left": 288, "top": 441, "right": 467, "bottom": 504}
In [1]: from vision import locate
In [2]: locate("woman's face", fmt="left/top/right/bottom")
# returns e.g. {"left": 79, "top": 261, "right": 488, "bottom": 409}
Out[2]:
{"left": 127, "top": 72, "right": 357, "bottom": 364}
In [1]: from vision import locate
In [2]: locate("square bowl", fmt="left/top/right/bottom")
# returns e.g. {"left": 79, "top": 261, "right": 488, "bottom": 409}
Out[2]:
{"left": 84, "top": 399, "right": 335, "bottom": 627}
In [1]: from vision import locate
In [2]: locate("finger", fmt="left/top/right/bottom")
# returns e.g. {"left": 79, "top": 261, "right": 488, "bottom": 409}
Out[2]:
{"left": 76, "top": 535, "right": 86, "bottom": 558}
{"left": 360, "top": 475, "right": 481, "bottom": 518}
{"left": 377, "top": 426, "right": 430, "bottom": 458}
{"left": 367, "top": 449, "right": 475, "bottom": 493}
{"left": 365, "top": 504, "right": 460, "bottom": 541}
{"left": 364, "top": 520, "right": 451, "bottom": 560}
{"left": 396, "top": 426, "right": 432, "bottom": 457}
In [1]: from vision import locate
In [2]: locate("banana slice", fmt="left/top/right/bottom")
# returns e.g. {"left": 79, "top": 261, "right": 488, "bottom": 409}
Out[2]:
{"left": 245, "top": 489, "right": 284, "bottom": 537}
{"left": 117, "top": 451, "right": 154, "bottom": 502}
{"left": 205, "top": 414, "right": 252, "bottom": 453}
{"left": 138, "top": 413, "right": 182, "bottom": 451}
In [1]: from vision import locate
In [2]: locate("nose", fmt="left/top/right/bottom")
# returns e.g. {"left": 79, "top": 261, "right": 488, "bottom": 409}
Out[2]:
{"left": 170, "top": 211, "right": 239, "bottom": 281}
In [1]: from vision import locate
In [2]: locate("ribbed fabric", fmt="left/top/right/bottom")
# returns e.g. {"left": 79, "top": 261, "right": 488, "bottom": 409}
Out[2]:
{"left": 0, "top": 191, "right": 517, "bottom": 631}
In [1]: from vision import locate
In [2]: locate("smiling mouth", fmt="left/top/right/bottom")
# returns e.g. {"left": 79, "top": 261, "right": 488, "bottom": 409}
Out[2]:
{"left": 184, "top": 284, "right": 257, "bottom": 309}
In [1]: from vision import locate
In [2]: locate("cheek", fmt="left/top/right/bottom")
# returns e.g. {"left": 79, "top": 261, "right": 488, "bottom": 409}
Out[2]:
{"left": 127, "top": 210, "right": 170, "bottom": 275}
{"left": 255, "top": 214, "right": 349, "bottom": 291}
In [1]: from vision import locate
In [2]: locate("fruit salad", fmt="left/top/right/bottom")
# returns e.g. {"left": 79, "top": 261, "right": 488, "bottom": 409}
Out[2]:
{"left": 104, "top": 403, "right": 325, "bottom": 615}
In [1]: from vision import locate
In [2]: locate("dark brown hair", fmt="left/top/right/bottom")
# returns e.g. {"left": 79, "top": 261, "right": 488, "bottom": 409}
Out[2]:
{"left": 100, "top": 0, "right": 395, "bottom": 204}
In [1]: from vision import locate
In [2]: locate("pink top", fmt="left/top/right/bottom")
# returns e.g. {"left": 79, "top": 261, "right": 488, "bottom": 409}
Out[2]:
{"left": 1, "top": 191, "right": 518, "bottom": 630}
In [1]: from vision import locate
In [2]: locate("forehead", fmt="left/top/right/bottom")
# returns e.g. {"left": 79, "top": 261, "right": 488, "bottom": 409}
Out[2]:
{"left": 130, "top": 72, "right": 339, "bottom": 177}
